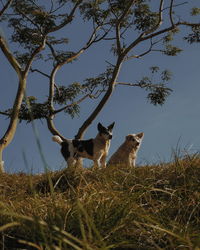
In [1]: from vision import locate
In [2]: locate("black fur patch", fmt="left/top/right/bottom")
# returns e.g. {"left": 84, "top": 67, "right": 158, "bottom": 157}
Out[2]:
{"left": 60, "top": 141, "right": 70, "bottom": 160}
{"left": 72, "top": 139, "right": 94, "bottom": 156}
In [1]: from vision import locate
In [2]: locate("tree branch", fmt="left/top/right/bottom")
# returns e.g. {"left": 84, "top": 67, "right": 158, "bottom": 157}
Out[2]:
{"left": 46, "top": 116, "right": 66, "bottom": 140}
{"left": 0, "top": 36, "right": 22, "bottom": 76}
{"left": 116, "top": 82, "right": 172, "bottom": 92}
{"left": 53, "top": 94, "right": 90, "bottom": 115}
{"left": 144, "top": 0, "right": 164, "bottom": 35}
{"left": 115, "top": 0, "right": 136, "bottom": 55}
{"left": 0, "top": 111, "right": 10, "bottom": 117}
{"left": 125, "top": 38, "right": 162, "bottom": 60}
{"left": 47, "top": 20, "right": 111, "bottom": 117}
{"left": 75, "top": 57, "right": 123, "bottom": 139}
{"left": 30, "top": 68, "right": 50, "bottom": 79}
{"left": 169, "top": 0, "right": 175, "bottom": 27}
{"left": 0, "top": 0, "right": 12, "bottom": 16}
{"left": 122, "top": 0, "right": 164, "bottom": 57}
{"left": 48, "top": 0, "right": 83, "bottom": 33}
{"left": 24, "top": 37, "right": 47, "bottom": 75}
{"left": 142, "top": 21, "right": 200, "bottom": 43}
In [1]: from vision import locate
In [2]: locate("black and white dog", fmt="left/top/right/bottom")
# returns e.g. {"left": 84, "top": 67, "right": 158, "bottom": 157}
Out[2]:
{"left": 52, "top": 122, "right": 115, "bottom": 168}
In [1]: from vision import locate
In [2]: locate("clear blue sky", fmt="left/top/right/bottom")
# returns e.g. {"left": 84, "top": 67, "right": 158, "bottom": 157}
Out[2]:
{"left": 1, "top": 1, "right": 200, "bottom": 173}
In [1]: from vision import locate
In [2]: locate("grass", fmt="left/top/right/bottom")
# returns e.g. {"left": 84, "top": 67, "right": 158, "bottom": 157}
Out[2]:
{"left": 0, "top": 153, "right": 200, "bottom": 249}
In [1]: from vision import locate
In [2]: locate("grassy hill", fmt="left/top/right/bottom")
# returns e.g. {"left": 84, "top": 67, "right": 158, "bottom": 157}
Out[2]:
{"left": 0, "top": 154, "right": 200, "bottom": 249}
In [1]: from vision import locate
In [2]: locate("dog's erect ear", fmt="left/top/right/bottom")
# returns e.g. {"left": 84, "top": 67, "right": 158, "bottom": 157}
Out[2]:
{"left": 98, "top": 122, "right": 105, "bottom": 132}
{"left": 126, "top": 134, "right": 133, "bottom": 141}
{"left": 107, "top": 122, "right": 115, "bottom": 131}
{"left": 137, "top": 132, "right": 144, "bottom": 139}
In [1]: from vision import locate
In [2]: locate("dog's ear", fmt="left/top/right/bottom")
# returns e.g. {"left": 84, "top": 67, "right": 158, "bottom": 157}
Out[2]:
{"left": 137, "top": 132, "right": 144, "bottom": 139}
{"left": 107, "top": 122, "right": 115, "bottom": 131}
{"left": 126, "top": 134, "right": 133, "bottom": 141}
{"left": 98, "top": 122, "right": 105, "bottom": 132}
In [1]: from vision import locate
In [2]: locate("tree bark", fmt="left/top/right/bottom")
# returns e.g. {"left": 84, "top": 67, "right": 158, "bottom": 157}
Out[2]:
{"left": 0, "top": 77, "right": 26, "bottom": 172}
{"left": 75, "top": 58, "right": 123, "bottom": 139}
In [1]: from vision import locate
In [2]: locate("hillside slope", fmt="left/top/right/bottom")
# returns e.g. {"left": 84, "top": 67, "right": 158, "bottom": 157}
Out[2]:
{"left": 0, "top": 155, "right": 200, "bottom": 249}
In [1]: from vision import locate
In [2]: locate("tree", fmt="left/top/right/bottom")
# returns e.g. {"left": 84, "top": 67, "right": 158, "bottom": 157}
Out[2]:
{"left": 0, "top": 0, "right": 200, "bottom": 171}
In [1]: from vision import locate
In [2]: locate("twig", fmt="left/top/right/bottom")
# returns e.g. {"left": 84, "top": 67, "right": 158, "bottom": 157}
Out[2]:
{"left": 0, "top": 0, "right": 12, "bottom": 17}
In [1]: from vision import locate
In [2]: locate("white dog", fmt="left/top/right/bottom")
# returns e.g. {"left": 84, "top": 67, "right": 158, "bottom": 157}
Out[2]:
{"left": 52, "top": 122, "right": 115, "bottom": 168}
{"left": 107, "top": 132, "right": 144, "bottom": 167}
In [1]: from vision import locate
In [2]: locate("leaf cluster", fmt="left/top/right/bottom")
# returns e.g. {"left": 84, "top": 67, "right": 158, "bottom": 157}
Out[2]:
{"left": 3, "top": 96, "right": 49, "bottom": 123}
{"left": 82, "top": 66, "right": 113, "bottom": 95}
{"left": 17, "top": 96, "right": 50, "bottom": 123}
{"left": 134, "top": 3, "right": 159, "bottom": 32}
{"left": 10, "top": 1, "right": 56, "bottom": 32}
{"left": 54, "top": 83, "right": 83, "bottom": 105}
{"left": 2, "top": 0, "right": 72, "bottom": 59}
{"left": 162, "top": 44, "right": 182, "bottom": 56}
{"left": 48, "top": 51, "right": 77, "bottom": 64}
{"left": 139, "top": 67, "right": 173, "bottom": 105}
{"left": 184, "top": 26, "right": 200, "bottom": 44}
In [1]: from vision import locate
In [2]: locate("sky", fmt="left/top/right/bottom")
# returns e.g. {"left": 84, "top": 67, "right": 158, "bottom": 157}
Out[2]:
{"left": 1, "top": 1, "right": 200, "bottom": 173}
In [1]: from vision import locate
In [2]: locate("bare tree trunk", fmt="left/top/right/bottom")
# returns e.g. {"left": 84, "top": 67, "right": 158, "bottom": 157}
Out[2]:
{"left": 75, "top": 59, "right": 123, "bottom": 140}
{"left": 0, "top": 77, "right": 26, "bottom": 172}
{"left": 0, "top": 150, "right": 4, "bottom": 173}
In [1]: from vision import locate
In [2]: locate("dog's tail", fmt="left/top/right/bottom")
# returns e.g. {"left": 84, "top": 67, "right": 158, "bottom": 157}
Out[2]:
{"left": 52, "top": 135, "right": 63, "bottom": 145}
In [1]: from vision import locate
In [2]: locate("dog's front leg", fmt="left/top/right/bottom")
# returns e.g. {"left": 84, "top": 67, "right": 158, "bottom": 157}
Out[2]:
{"left": 67, "top": 157, "right": 76, "bottom": 168}
{"left": 93, "top": 159, "right": 100, "bottom": 168}
{"left": 132, "top": 159, "right": 136, "bottom": 167}
{"left": 100, "top": 154, "right": 107, "bottom": 168}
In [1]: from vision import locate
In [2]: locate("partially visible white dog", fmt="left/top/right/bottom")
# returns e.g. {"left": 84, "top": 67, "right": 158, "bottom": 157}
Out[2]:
{"left": 107, "top": 133, "right": 144, "bottom": 167}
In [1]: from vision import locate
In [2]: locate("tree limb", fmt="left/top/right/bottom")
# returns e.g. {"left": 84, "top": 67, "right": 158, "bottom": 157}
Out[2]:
{"left": 115, "top": 0, "right": 136, "bottom": 55}
{"left": 0, "top": 111, "right": 10, "bottom": 117}
{"left": 116, "top": 82, "right": 172, "bottom": 92}
{"left": 46, "top": 116, "right": 66, "bottom": 140}
{"left": 144, "top": 0, "right": 164, "bottom": 35}
{"left": 24, "top": 37, "right": 47, "bottom": 75}
{"left": 0, "top": 36, "right": 22, "bottom": 77}
{"left": 0, "top": 0, "right": 12, "bottom": 16}
{"left": 30, "top": 68, "right": 50, "bottom": 79}
{"left": 48, "top": 0, "right": 83, "bottom": 33}
{"left": 169, "top": 0, "right": 175, "bottom": 27}
{"left": 53, "top": 94, "right": 90, "bottom": 115}
{"left": 75, "top": 57, "right": 123, "bottom": 139}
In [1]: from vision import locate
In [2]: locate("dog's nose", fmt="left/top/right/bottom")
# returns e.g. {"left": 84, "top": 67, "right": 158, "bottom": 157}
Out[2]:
{"left": 136, "top": 142, "right": 139, "bottom": 146}
{"left": 109, "top": 135, "right": 112, "bottom": 139}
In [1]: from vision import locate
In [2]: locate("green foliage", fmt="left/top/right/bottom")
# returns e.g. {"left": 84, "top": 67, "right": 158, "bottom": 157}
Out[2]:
{"left": 163, "top": 44, "right": 183, "bottom": 56}
{"left": 1, "top": 0, "right": 200, "bottom": 126}
{"left": 80, "top": 0, "right": 110, "bottom": 24}
{"left": 191, "top": 7, "right": 200, "bottom": 16}
{"left": 1, "top": 154, "right": 200, "bottom": 249}
{"left": 134, "top": 3, "right": 159, "bottom": 32}
{"left": 184, "top": 26, "right": 200, "bottom": 44}
{"left": 54, "top": 83, "right": 83, "bottom": 105}
{"left": 163, "top": 28, "right": 180, "bottom": 44}
{"left": 2, "top": 0, "right": 73, "bottom": 56}
{"left": 18, "top": 97, "right": 49, "bottom": 123}
{"left": 137, "top": 67, "right": 173, "bottom": 106}
{"left": 147, "top": 86, "right": 171, "bottom": 105}
{"left": 82, "top": 67, "right": 113, "bottom": 95}
{"left": 64, "top": 104, "right": 80, "bottom": 118}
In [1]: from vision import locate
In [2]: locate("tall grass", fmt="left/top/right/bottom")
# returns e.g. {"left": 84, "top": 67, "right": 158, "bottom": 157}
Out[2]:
{"left": 0, "top": 153, "right": 200, "bottom": 249}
